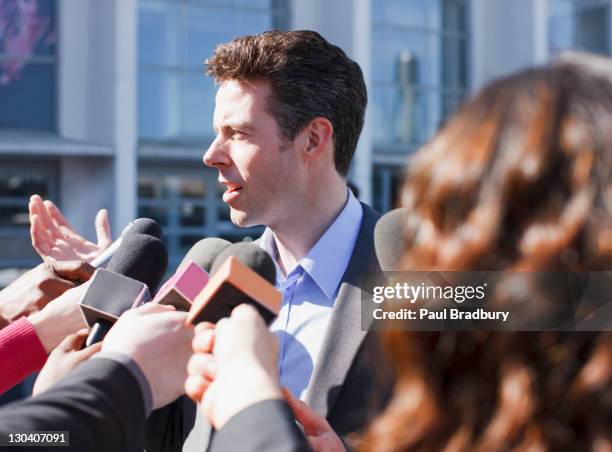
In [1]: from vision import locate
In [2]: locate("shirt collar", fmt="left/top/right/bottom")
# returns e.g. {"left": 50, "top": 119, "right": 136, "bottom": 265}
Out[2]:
{"left": 259, "top": 188, "right": 363, "bottom": 299}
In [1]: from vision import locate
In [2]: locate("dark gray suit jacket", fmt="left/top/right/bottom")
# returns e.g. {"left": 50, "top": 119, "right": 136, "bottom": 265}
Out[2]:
{"left": 146, "top": 202, "right": 392, "bottom": 451}
{"left": 210, "top": 400, "right": 310, "bottom": 452}
{"left": 0, "top": 358, "right": 147, "bottom": 452}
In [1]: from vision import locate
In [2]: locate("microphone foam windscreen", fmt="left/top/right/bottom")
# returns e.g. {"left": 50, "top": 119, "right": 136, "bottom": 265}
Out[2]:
{"left": 106, "top": 233, "right": 169, "bottom": 293}
{"left": 374, "top": 207, "right": 409, "bottom": 271}
{"left": 123, "top": 218, "right": 163, "bottom": 240}
{"left": 210, "top": 242, "right": 276, "bottom": 284}
{"left": 179, "top": 237, "right": 232, "bottom": 272}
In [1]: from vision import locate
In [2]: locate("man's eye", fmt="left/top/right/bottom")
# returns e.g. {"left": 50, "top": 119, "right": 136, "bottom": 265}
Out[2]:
{"left": 231, "top": 130, "right": 246, "bottom": 138}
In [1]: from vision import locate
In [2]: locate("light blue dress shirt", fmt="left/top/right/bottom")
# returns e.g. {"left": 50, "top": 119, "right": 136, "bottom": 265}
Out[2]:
{"left": 259, "top": 189, "right": 363, "bottom": 400}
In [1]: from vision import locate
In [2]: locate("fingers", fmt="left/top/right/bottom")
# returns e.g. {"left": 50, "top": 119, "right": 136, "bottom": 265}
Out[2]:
{"left": 231, "top": 303, "right": 260, "bottom": 322}
{"left": 30, "top": 214, "right": 52, "bottom": 258}
{"left": 51, "top": 260, "right": 95, "bottom": 282}
{"left": 95, "top": 209, "right": 112, "bottom": 250}
{"left": 43, "top": 199, "right": 72, "bottom": 229}
{"left": 187, "top": 353, "right": 217, "bottom": 380}
{"left": 58, "top": 329, "right": 89, "bottom": 352}
{"left": 30, "top": 196, "right": 63, "bottom": 242}
{"left": 39, "top": 268, "right": 78, "bottom": 298}
{"left": 282, "top": 387, "right": 329, "bottom": 434}
{"left": 229, "top": 304, "right": 267, "bottom": 329}
{"left": 192, "top": 327, "right": 215, "bottom": 353}
{"left": 213, "top": 317, "right": 230, "bottom": 348}
{"left": 185, "top": 374, "right": 213, "bottom": 403}
{"left": 130, "top": 302, "right": 176, "bottom": 316}
{"left": 76, "top": 341, "right": 102, "bottom": 360}
{"left": 30, "top": 196, "right": 80, "bottom": 262}
{"left": 195, "top": 321, "right": 215, "bottom": 335}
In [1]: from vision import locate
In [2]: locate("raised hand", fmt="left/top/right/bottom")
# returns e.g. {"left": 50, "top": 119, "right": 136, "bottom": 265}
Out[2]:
{"left": 29, "top": 194, "right": 112, "bottom": 263}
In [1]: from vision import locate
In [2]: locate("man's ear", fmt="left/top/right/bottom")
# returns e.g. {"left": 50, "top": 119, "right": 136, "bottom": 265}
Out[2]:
{"left": 301, "top": 117, "right": 334, "bottom": 161}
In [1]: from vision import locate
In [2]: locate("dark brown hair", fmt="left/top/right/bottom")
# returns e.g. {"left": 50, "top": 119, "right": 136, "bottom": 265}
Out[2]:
{"left": 399, "top": 55, "right": 612, "bottom": 272}
{"left": 361, "top": 55, "right": 612, "bottom": 451}
{"left": 205, "top": 30, "right": 367, "bottom": 176}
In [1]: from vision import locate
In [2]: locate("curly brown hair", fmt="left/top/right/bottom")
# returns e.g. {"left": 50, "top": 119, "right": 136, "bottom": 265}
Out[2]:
{"left": 361, "top": 54, "right": 612, "bottom": 451}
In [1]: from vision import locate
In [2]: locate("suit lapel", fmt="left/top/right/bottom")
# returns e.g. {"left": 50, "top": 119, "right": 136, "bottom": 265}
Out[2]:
{"left": 304, "top": 204, "right": 381, "bottom": 417}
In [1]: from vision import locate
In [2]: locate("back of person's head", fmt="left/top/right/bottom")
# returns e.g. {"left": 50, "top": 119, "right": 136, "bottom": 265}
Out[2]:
{"left": 205, "top": 30, "right": 367, "bottom": 177}
{"left": 361, "top": 54, "right": 612, "bottom": 452}
{"left": 400, "top": 53, "right": 612, "bottom": 272}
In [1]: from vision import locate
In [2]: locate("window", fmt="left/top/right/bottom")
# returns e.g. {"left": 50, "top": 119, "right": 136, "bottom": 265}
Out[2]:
{"left": 138, "top": 0, "right": 289, "bottom": 143}
{"left": 0, "top": 0, "right": 57, "bottom": 131}
{"left": 138, "top": 166, "right": 263, "bottom": 272}
{"left": 372, "top": 0, "right": 469, "bottom": 151}
{"left": 0, "top": 161, "right": 58, "bottom": 268}
{"left": 549, "top": 0, "right": 610, "bottom": 56}
{"left": 372, "top": 165, "right": 405, "bottom": 213}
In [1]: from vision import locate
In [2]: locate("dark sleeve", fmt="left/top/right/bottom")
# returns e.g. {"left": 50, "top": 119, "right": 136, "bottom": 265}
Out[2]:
{"left": 210, "top": 399, "right": 311, "bottom": 452}
{"left": 0, "top": 358, "right": 146, "bottom": 452}
{"left": 143, "top": 395, "right": 193, "bottom": 452}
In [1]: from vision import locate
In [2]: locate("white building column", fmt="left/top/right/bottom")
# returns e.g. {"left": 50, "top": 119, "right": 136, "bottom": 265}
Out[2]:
{"left": 290, "top": 0, "right": 373, "bottom": 204}
{"left": 470, "top": 0, "right": 546, "bottom": 92}
{"left": 113, "top": 0, "right": 138, "bottom": 232}
{"left": 58, "top": 0, "right": 138, "bottom": 238}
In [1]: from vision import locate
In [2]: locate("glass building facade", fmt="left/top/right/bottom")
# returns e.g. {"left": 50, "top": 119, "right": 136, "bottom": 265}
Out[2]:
{"left": 549, "top": 0, "right": 610, "bottom": 56}
{"left": 1, "top": 0, "right": 612, "bottom": 270}
{"left": 0, "top": 0, "right": 58, "bottom": 268}
{"left": 371, "top": 0, "right": 469, "bottom": 212}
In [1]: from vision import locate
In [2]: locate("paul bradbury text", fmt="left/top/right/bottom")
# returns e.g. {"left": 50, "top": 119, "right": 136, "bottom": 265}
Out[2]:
{"left": 372, "top": 307, "right": 510, "bottom": 322}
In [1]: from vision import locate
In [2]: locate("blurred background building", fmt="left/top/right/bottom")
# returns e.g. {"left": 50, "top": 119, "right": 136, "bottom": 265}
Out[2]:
{"left": 1, "top": 0, "right": 610, "bottom": 273}
{"left": 0, "top": 0, "right": 610, "bottom": 404}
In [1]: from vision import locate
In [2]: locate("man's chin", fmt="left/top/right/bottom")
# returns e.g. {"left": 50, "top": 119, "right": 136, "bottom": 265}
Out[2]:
{"left": 229, "top": 208, "right": 259, "bottom": 228}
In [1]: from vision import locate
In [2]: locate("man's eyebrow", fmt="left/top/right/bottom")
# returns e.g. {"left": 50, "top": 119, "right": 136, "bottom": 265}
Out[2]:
{"left": 219, "top": 121, "right": 256, "bottom": 133}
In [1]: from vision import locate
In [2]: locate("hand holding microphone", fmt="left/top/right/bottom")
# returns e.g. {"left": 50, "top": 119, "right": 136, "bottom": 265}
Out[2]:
{"left": 33, "top": 329, "right": 102, "bottom": 396}
{"left": 186, "top": 304, "right": 282, "bottom": 429}
{"left": 102, "top": 303, "right": 194, "bottom": 410}
{"left": 183, "top": 241, "right": 283, "bottom": 428}
{"left": 79, "top": 233, "right": 168, "bottom": 346}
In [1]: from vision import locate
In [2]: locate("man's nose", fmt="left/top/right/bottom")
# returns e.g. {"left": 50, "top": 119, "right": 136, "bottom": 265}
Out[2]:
{"left": 203, "top": 138, "right": 230, "bottom": 168}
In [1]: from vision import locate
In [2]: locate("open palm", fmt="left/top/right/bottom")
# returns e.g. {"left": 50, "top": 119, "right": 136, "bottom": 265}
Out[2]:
{"left": 29, "top": 194, "right": 113, "bottom": 263}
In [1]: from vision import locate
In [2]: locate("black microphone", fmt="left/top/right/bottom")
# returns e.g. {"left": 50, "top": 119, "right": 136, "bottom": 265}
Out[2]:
{"left": 106, "top": 233, "right": 168, "bottom": 294}
{"left": 374, "top": 208, "right": 408, "bottom": 271}
{"left": 209, "top": 242, "right": 276, "bottom": 279}
{"left": 153, "top": 238, "right": 232, "bottom": 311}
{"left": 80, "top": 234, "right": 168, "bottom": 346}
{"left": 179, "top": 237, "right": 232, "bottom": 272}
{"left": 187, "top": 242, "right": 281, "bottom": 326}
{"left": 91, "top": 218, "right": 163, "bottom": 268}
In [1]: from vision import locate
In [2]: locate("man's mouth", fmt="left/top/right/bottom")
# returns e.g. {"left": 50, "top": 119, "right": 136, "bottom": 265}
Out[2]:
{"left": 221, "top": 182, "right": 243, "bottom": 203}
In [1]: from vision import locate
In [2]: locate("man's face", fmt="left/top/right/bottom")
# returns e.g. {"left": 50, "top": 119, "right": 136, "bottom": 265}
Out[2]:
{"left": 203, "top": 79, "right": 302, "bottom": 227}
